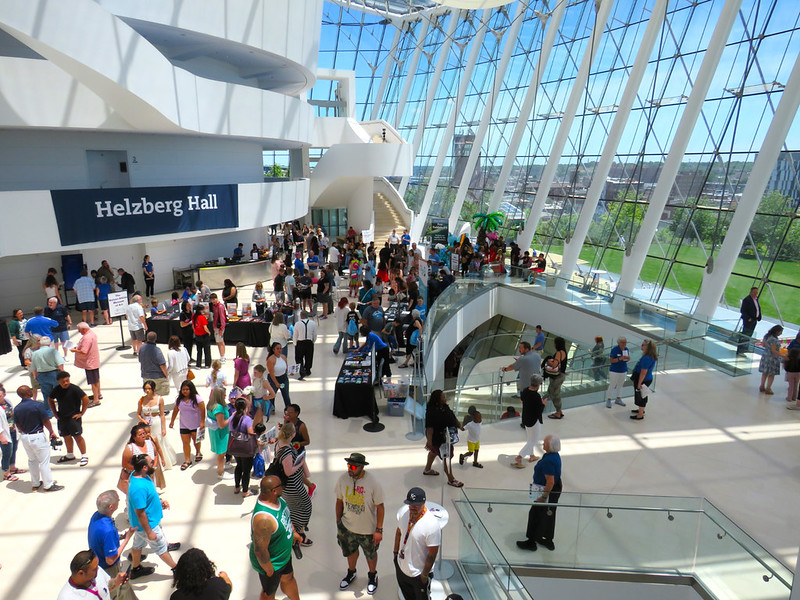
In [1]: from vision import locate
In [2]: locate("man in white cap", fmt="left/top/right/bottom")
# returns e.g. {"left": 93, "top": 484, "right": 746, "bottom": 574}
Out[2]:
{"left": 393, "top": 487, "right": 440, "bottom": 600}
{"left": 335, "top": 452, "right": 384, "bottom": 595}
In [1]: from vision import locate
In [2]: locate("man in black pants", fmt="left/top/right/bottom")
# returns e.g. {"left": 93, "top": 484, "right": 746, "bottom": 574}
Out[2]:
{"left": 292, "top": 311, "right": 317, "bottom": 380}
{"left": 516, "top": 435, "right": 562, "bottom": 552}
{"left": 738, "top": 287, "right": 761, "bottom": 354}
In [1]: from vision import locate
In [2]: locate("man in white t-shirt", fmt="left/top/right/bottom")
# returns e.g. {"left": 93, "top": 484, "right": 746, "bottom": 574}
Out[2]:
{"left": 125, "top": 295, "right": 146, "bottom": 355}
{"left": 57, "top": 549, "right": 127, "bottom": 600}
{"left": 394, "top": 487, "right": 441, "bottom": 600}
{"left": 335, "top": 452, "right": 385, "bottom": 595}
{"left": 388, "top": 229, "right": 400, "bottom": 252}
{"left": 328, "top": 243, "right": 341, "bottom": 275}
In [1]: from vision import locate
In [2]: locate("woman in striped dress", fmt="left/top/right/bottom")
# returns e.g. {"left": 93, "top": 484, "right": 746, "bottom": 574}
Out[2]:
{"left": 276, "top": 422, "right": 313, "bottom": 546}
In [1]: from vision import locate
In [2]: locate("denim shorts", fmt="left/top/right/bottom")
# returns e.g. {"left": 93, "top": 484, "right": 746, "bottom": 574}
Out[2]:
{"left": 132, "top": 524, "right": 168, "bottom": 555}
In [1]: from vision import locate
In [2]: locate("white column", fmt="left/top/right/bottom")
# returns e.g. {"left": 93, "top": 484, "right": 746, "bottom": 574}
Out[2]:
{"left": 447, "top": 1, "right": 527, "bottom": 234}
{"left": 615, "top": 0, "right": 742, "bottom": 299}
{"left": 487, "top": 3, "right": 567, "bottom": 213}
{"left": 394, "top": 18, "right": 430, "bottom": 130}
{"left": 398, "top": 12, "right": 461, "bottom": 198}
{"left": 410, "top": 11, "right": 490, "bottom": 242}
{"left": 557, "top": 0, "right": 669, "bottom": 287}
{"left": 695, "top": 49, "right": 800, "bottom": 320}
{"left": 516, "top": 0, "right": 615, "bottom": 253}
{"left": 370, "top": 23, "right": 403, "bottom": 121}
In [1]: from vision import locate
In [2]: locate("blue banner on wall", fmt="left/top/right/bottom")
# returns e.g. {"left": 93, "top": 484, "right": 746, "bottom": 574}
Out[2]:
{"left": 50, "top": 184, "right": 239, "bottom": 246}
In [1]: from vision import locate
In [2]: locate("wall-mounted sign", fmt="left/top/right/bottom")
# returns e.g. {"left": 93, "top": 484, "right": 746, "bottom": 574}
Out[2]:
{"left": 429, "top": 217, "right": 449, "bottom": 247}
{"left": 50, "top": 184, "right": 239, "bottom": 246}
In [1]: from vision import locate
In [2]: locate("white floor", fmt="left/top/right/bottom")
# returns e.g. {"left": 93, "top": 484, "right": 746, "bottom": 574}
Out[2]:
{"left": 1, "top": 285, "right": 799, "bottom": 600}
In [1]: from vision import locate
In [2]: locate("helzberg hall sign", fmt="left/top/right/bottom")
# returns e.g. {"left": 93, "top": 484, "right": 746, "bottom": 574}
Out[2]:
{"left": 51, "top": 184, "right": 239, "bottom": 245}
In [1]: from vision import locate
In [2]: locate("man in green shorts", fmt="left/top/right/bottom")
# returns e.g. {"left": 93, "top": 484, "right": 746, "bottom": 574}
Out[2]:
{"left": 251, "top": 475, "right": 301, "bottom": 600}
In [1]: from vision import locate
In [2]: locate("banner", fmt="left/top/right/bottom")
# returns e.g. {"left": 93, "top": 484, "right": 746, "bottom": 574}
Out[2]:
{"left": 429, "top": 217, "right": 449, "bottom": 247}
{"left": 51, "top": 184, "right": 239, "bottom": 246}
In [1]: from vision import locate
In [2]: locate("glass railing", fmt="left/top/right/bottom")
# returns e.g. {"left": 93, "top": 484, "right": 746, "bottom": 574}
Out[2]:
{"left": 424, "top": 276, "right": 752, "bottom": 378}
{"left": 454, "top": 489, "right": 792, "bottom": 600}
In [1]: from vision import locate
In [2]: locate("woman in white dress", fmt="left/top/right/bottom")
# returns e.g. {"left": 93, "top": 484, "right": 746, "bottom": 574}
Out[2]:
{"left": 166, "top": 335, "right": 190, "bottom": 393}
{"left": 137, "top": 380, "right": 177, "bottom": 469}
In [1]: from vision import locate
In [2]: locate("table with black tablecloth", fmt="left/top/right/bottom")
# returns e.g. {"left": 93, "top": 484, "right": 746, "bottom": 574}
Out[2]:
{"left": 146, "top": 316, "right": 271, "bottom": 347}
{"left": 332, "top": 352, "right": 377, "bottom": 419}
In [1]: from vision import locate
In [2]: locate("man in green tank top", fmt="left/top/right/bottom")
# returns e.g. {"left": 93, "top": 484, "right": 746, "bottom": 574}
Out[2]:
{"left": 251, "top": 475, "right": 301, "bottom": 600}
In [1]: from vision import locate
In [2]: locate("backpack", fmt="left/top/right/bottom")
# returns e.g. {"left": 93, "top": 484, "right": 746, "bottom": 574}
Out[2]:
{"left": 252, "top": 453, "right": 265, "bottom": 478}
{"left": 347, "top": 318, "right": 358, "bottom": 336}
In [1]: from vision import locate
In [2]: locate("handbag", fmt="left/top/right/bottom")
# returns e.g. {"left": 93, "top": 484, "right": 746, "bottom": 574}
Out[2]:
{"left": 187, "top": 369, "right": 196, "bottom": 381}
{"left": 227, "top": 418, "right": 257, "bottom": 457}
{"left": 266, "top": 446, "right": 289, "bottom": 484}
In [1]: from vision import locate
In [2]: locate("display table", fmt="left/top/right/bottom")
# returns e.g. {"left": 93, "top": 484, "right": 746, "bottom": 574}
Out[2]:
{"left": 146, "top": 315, "right": 272, "bottom": 347}
{"left": 332, "top": 351, "right": 377, "bottom": 419}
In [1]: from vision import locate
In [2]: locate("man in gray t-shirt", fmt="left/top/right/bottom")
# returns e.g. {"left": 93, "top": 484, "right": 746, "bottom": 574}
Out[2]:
{"left": 502, "top": 341, "right": 541, "bottom": 396}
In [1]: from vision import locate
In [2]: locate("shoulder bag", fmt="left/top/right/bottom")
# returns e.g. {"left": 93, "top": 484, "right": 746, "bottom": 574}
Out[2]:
{"left": 227, "top": 417, "right": 257, "bottom": 457}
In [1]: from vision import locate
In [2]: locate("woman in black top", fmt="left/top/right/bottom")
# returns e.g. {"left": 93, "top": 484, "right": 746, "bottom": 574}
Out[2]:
{"left": 222, "top": 279, "right": 237, "bottom": 306}
{"left": 546, "top": 337, "right": 568, "bottom": 419}
{"left": 178, "top": 301, "right": 194, "bottom": 359}
{"left": 423, "top": 389, "right": 464, "bottom": 487}
{"left": 512, "top": 374, "right": 545, "bottom": 467}
{"left": 171, "top": 548, "right": 231, "bottom": 600}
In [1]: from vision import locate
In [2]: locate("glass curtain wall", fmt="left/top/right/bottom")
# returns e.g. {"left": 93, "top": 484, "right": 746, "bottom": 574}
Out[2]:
{"left": 320, "top": 0, "right": 800, "bottom": 326}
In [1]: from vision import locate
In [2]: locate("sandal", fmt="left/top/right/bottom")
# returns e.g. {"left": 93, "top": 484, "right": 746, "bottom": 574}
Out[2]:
{"left": 472, "top": 462, "right": 484, "bottom": 469}
{"left": 547, "top": 413, "right": 564, "bottom": 420}
{"left": 57, "top": 455, "right": 76, "bottom": 463}
{"left": 447, "top": 479, "right": 464, "bottom": 488}
{"left": 195, "top": 453, "right": 203, "bottom": 462}
{"left": 180, "top": 462, "right": 191, "bottom": 471}
{"left": 11, "top": 468, "right": 27, "bottom": 474}
{"left": 241, "top": 491, "right": 252, "bottom": 498}
{"left": 630, "top": 415, "right": 644, "bottom": 420}
{"left": 422, "top": 470, "right": 439, "bottom": 476}
{"left": 4, "top": 473, "right": 19, "bottom": 482}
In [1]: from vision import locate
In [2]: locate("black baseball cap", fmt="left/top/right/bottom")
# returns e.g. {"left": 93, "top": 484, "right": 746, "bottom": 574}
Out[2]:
{"left": 404, "top": 487, "right": 426, "bottom": 505}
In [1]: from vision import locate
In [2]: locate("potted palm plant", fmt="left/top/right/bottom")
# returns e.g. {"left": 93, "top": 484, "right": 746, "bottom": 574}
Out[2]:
{"left": 472, "top": 211, "right": 503, "bottom": 247}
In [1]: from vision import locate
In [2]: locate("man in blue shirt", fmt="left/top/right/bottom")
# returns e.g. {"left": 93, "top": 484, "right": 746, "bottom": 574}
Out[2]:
{"left": 401, "top": 229, "right": 411, "bottom": 247}
{"left": 128, "top": 454, "right": 179, "bottom": 579}
{"left": 358, "top": 325, "right": 391, "bottom": 380}
{"left": 533, "top": 325, "right": 545, "bottom": 353}
{"left": 74, "top": 269, "right": 97, "bottom": 327}
{"left": 233, "top": 243, "right": 244, "bottom": 259}
{"left": 293, "top": 252, "right": 305, "bottom": 277}
{"left": 25, "top": 306, "right": 59, "bottom": 339}
{"left": 13, "top": 385, "right": 63, "bottom": 492}
{"left": 516, "top": 434, "right": 562, "bottom": 552}
{"left": 606, "top": 337, "right": 630, "bottom": 408}
{"left": 88, "top": 489, "right": 144, "bottom": 595}
{"left": 44, "top": 296, "right": 72, "bottom": 357}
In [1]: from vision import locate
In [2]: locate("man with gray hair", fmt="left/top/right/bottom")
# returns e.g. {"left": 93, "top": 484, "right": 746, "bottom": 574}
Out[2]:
{"left": 502, "top": 341, "right": 541, "bottom": 398}
{"left": 88, "top": 490, "right": 141, "bottom": 598}
{"left": 138, "top": 332, "right": 169, "bottom": 396}
{"left": 606, "top": 337, "right": 630, "bottom": 408}
{"left": 125, "top": 295, "right": 146, "bottom": 356}
{"left": 31, "top": 336, "right": 65, "bottom": 408}
{"left": 516, "top": 434, "right": 563, "bottom": 552}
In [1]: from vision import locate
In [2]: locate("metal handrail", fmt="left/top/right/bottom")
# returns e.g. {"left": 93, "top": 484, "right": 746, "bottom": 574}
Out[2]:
{"left": 461, "top": 497, "right": 791, "bottom": 588}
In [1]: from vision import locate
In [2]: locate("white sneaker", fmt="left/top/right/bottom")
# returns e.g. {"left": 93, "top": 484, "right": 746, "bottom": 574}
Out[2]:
{"left": 220, "top": 357, "right": 227, "bottom": 363}
{"left": 615, "top": 398, "right": 626, "bottom": 407}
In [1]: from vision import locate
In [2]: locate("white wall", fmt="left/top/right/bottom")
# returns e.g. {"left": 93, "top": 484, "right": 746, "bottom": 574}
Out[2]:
{"left": 0, "top": 179, "right": 308, "bottom": 316}
{"left": 0, "top": 130, "right": 264, "bottom": 192}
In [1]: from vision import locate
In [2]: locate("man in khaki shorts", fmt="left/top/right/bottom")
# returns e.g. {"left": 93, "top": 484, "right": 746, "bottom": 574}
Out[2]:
{"left": 335, "top": 452, "right": 384, "bottom": 595}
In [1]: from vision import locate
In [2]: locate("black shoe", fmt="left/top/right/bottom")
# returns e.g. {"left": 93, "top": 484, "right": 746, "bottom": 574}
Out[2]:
{"left": 340, "top": 569, "right": 357, "bottom": 590}
{"left": 367, "top": 572, "right": 378, "bottom": 595}
{"left": 516, "top": 539, "right": 537, "bottom": 551}
{"left": 43, "top": 484, "right": 65, "bottom": 492}
{"left": 167, "top": 542, "right": 181, "bottom": 552}
{"left": 538, "top": 539, "right": 555, "bottom": 551}
{"left": 130, "top": 565, "right": 155, "bottom": 580}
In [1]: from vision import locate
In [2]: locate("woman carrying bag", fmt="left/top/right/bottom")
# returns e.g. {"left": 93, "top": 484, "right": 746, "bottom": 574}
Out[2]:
{"left": 227, "top": 398, "right": 257, "bottom": 497}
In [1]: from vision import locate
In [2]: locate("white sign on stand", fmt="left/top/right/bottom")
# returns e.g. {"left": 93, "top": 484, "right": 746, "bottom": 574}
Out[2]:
{"left": 108, "top": 291, "right": 128, "bottom": 318}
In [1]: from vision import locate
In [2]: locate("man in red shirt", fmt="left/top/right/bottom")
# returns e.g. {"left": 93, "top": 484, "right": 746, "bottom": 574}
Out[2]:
{"left": 210, "top": 294, "right": 227, "bottom": 363}
{"left": 71, "top": 322, "right": 102, "bottom": 406}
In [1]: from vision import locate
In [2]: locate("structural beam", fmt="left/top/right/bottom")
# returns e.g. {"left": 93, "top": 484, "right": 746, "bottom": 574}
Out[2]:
{"left": 516, "top": 0, "right": 615, "bottom": 253}
{"left": 615, "top": 0, "right": 743, "bottom": 299}
{"left": 487, "top": 2, "right": 566, "bottom": 214}
{"left": 394, "top": 18, "right": 430, "bottom": 130}
{"left": 410, "top": 10, "right": 490, "bottom": 242}
{"left": 557, "top": 0, "right": 670, "bottom": 288}
{"left": 694, "top": 48, "right": 800, "bottom": 320}
{"left": 370, "top": 23, "right": 403, "bottom": 121}
{"left": 447, "top": 0, "right": 527, "bottom": 233}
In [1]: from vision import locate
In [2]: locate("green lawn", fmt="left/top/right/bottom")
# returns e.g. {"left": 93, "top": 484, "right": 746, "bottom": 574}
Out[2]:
{"left": 535, "top": 243, "right": 799, "bottom": 325}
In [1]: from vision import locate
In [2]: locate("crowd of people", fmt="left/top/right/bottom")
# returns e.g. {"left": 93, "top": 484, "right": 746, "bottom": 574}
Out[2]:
{"left": 3, "top": 220, "right": 796, "bottom": 600}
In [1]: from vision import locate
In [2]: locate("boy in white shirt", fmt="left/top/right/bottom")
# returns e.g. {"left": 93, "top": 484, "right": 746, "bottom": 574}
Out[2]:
{"left": 459, "top": 411, "right": 483, "bottom": 468}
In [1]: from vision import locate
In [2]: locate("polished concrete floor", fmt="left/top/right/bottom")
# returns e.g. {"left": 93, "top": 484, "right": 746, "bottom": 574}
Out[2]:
{"left": 1, "top": 287, "right": 798, "bottom": 599}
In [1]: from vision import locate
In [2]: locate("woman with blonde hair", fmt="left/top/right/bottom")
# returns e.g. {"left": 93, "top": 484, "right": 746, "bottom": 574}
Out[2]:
{"left": 206, "top": 359, "right": 227, "bottom": 390}
{"left": 630, "top": 340, "right": 658, "bottom": 420}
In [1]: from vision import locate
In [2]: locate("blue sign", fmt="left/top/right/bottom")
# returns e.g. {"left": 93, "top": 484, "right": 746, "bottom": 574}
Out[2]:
{"left": 50, "top": 184, "right": 239, "bottom": 246}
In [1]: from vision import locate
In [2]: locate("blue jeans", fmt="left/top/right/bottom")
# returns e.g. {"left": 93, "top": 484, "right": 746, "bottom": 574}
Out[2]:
{"left": 36, "top": 371, "right": 57, "bottom": 418}
{"left": 333, "top": 332, "right": 346, "bottom": 353}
